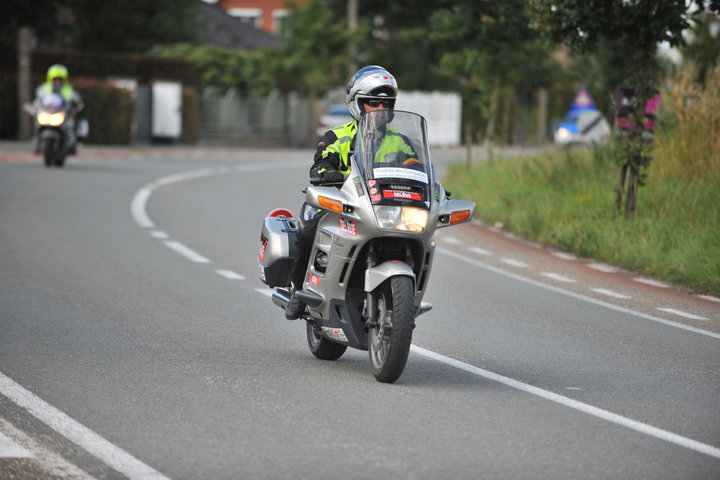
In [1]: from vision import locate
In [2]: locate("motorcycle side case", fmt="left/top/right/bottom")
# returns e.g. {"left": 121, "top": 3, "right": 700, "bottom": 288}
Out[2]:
{"left": 258, "top": 212, "right": 298, "bottom": 288}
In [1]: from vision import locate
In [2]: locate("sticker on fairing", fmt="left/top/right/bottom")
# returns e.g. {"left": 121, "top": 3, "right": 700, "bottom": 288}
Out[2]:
{"left": 339, "top": 217, "right": 357, "bottom": 236}
{"left": 373, "top": 167, "right": 428, "bottom": 184}
{"left": 383, "top": 190, "right": 422, "bottom": 201}
{"left": 258, "top": 238, "right": 268, "bottom": 263}
{"left": 322, "top": 327, "right": 348, "bottom": 342}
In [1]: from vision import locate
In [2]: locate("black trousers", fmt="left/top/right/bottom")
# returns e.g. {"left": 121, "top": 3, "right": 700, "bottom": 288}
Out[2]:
{"left": 290, "top": 211, "right": 325, "bottom": 288}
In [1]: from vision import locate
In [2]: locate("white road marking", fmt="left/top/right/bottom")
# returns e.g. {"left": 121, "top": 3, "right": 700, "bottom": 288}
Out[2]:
{"left": 150, "top": 230, "right": 169, "bottom": 239}
{"left": 130, "top": 187, "right": 154, "bottom": 228}
{"left": 131, "top": 160, "right": 307, "bottom": 231}
{"left": 0, "top": 372, "right": 172, "bottom": 480}
{"left": 657, "top": 308, "right": 708, "bottom": 321}
{"left": 500, "top": 258, "right": 528, "bottom": 268}
{"left": 591, "top": 288, "right": 631, "bottom": 299}
{"left": 634, "top": 277, "right": 670, "bottom": 288}
{"left": 699, "top": 295, "right": 720, "bottom": 303}
{"left": 0, "top": 431, "right": 33, "bottom": 458}
{"left": 588, "top": 262, "right": 619, "bottom": 273}
{"left": 410, "top": 345, "right": 720, "bottom": 460}
{"left": 163, "top": 241, "right": 211, "bottom": 263}
{"left": 255, "top": 288, "right": 274, "bottom": 297}
{"left": 439, "top": 248, "right": 720, "bottom": 340}
{"left": 443, "top": 236, "right": 461, "bottom": 245}
{"left": 468, "top": 246, "right": 492, "bottom": 256}
{"left": 551, "top": 252, "right": 577, "bottom": 261}
{"left": 0, "top": 419, "right": 95, "bottom": 479}
{"left": 541, "top": 272, "right": 575, "bottom": 283}
{"left": 215, "top": 269, "right": 245, "bottom": 280}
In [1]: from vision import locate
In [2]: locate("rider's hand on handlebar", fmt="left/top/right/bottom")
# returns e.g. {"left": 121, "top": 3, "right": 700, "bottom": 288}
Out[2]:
{"left": 321, "top": 170, "right": 344, "bottom": 183}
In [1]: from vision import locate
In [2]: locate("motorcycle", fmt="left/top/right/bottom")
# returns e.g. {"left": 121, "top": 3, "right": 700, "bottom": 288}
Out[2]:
{"left": 24, "top": 92, "right": 86, "bottom": 168}
{"left": 258, "top": 110, "right": 475, "bottom": 383}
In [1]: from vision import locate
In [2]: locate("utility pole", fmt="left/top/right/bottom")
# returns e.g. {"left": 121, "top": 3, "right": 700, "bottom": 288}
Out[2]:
{"left": 347, "top": 0, "right": 358, "bottom": 77}
{"left": 18, "top": 27, "right": 36, "bottom": 141}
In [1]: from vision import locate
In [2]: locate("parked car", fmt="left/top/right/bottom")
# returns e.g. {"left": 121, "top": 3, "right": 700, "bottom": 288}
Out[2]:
{"left": 554, "top": 109, "right": 611, "bottom": 146}
{"left": 316, "top": 104, "right": 353, "bottom": 137}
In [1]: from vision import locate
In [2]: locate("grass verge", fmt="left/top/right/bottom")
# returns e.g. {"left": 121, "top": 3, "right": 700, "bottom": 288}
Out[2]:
{"left": 443, "top": 64, "right": 720, "bottom": 295}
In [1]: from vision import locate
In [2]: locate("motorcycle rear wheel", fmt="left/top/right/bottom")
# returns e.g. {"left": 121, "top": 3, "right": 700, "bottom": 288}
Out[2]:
{"left": 306, "top": 322, "right": 347, "bottom": 360}
{"left": 368, "top": 276, "right": 415, "bottom": 383}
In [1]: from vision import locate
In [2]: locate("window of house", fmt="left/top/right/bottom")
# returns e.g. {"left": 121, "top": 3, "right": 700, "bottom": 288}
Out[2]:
{"left": 272, "top": 9, "right": 289, "bottom": 34}
{"left": 227, "top": 8, "right": 262, "bottom": 30}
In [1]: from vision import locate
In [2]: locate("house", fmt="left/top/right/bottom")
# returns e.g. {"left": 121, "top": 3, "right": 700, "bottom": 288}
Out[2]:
{"left": 199, "top": 1, "right": 280, "bottom": 49}
{"left": 205, "top": 0, "right": 308, "bottom": 35}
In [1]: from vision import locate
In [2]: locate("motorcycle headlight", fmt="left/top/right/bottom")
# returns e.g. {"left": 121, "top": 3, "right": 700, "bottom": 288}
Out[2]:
{"left": 374, "top": 206, "right": 428, "bottom": 232}
{"left": 37, "top": 112, "right": 65, "bottom": 127}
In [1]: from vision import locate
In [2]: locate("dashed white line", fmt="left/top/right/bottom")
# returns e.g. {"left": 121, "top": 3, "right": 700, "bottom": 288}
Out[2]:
{"left": 468, "top": 246, "right": 492, "bottom": 256}
{"left": 215, "top": 269, "right": 245, "bottom": 280}
{"left": 163, "top": 241, "right": 211, "bottom": 263}
{"left": 150, "top": 230, "right": 169, "bottom": 239}
{"left": 551, "top": 252, "right": 577, "bottom": 261}
{"left": 500, "top": 258, "right": 528, "bottom": 268}
{"left": 411, "top": 345, "right": 720, "bottom": 460}
{"left": 443, "top": 236, "right": 462, "bottom": 245}
{"left": 0, "top": 431, "right": 33, "bottom": 458}
{"left": 657, "top": 308, "right": 708, "bottom": 321}
{"left": 588, "top": 263, "right": 619, "bottom": 273}
{"left": 541, "top": 272, "right": 575, "bottom": 283}
{"left": 699, "top": 295, "right": 720, "bottom": 303}
{"left": 634, "top": 277, "right": 670, "bottom": 288}
{"left": 438, "top": 248, "right": 720, "bottom": 340}
{"left": 591, "top": 288, "right": 631, "bottom": 299}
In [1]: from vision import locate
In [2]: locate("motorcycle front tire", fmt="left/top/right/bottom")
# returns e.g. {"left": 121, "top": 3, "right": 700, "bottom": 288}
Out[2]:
{"left": 368, "top": 276, "right": 415, "bottom": 383}
{"left": 42, "top": 138, "right": 55, "bottom": 167}
{"left": 306, "top": 322, "right": 347, "bottom": 360}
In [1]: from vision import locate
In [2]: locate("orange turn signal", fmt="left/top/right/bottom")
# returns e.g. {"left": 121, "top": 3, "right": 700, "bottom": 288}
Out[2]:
{"left": 450, "top": 210, "right": 471, "bottom": 224}
{"left": 318, "top": 196, "right": 343, "bottom": 213}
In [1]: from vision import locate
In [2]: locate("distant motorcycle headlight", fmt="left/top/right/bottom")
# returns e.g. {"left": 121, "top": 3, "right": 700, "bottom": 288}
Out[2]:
{"left": 374, "top": 206, "right": 428, "bottom": 232}
{"left": 37, "top": 111, "right": 65, "bottom": 127}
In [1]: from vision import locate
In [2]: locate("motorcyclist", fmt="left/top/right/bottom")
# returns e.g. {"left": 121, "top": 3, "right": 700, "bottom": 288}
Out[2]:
{"left": 286, "top": 65, "right": 413, "bottom": 320}
{"left": 34, "top": 64, "right": 84, "bottom": 153}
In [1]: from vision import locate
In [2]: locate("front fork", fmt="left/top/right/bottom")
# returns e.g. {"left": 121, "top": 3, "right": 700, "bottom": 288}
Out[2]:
{"left": 364, "top": 242, "right": 415, "bottom": 329}
{"left": 365, "top": 244, "right": 378, "bottom": 328}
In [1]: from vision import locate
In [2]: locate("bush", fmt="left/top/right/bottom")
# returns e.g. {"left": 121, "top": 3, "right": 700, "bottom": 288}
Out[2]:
{"left": 181, "top": 87, "right": 198, "bottom": 144}
{"left": 73, "top": 78, "right": 134, "bottom": 144}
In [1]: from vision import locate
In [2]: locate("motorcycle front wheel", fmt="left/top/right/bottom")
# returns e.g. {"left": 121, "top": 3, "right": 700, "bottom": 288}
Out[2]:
{"left": 306, "top": 322, "right": 347, "bottom": 360}
{"left": 368, "top": 276, "right": 415, "bottom": 383}
{"left": 42, "top": 138, "right": 55, "bottom": 167}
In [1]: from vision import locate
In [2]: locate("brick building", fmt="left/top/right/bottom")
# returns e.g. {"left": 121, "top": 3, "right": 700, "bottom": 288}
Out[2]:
{"left": 204, "top": 0, "right": 308, "bottom": 35}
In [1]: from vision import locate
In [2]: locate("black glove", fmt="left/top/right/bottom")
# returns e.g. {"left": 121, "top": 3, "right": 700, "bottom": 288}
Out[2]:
{"left": 321, "top": 170, "right": 344, "bottom": 183}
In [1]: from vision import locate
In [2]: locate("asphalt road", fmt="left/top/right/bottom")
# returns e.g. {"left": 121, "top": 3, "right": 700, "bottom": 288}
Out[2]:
{"left": 1, "top": 147, "right": 719, "bottom": 480}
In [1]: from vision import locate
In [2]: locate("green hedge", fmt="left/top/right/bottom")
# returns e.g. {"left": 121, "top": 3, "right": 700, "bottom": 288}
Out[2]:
{"left": 73, "top": 78, "right": 134, "bottom": 145}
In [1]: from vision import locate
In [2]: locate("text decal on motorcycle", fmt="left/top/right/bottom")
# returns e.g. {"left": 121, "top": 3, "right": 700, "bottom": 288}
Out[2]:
{"left": 383, "top": 190, "right": 422, "bottom": 201}
{"left": 339, "top": 218, "right": 357, "bottom": 236}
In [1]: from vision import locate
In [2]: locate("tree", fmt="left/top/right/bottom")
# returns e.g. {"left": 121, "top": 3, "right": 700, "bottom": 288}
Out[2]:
{"left": 67, "top": 0, "right": 198, "bottom": 53}
{"left": 681, "top": 10, "right": 720, "bottom": 84}
{"left": 531, "top": 0, "right": 720, "bottom": 218}
{"left": 430, "top": 0, "right": 553, "bottom": 162}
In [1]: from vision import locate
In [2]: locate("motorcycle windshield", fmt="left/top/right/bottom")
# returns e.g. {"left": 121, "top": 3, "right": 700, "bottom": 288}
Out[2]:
{"left": 40, "top": 93, "right": 66, "bottom": 113}
{"left": 355, "top": 110, "right": 432, "bottom": 208}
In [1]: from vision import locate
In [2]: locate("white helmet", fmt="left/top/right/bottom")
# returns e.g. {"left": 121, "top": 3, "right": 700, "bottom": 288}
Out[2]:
{"left": 345, "top": 65, "right": 397, "bottom": 120}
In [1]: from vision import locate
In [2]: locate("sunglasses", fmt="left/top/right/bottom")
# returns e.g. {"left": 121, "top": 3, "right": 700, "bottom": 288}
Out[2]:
{"left": 361, "top": 98, "right": 394, "bottom": 108}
